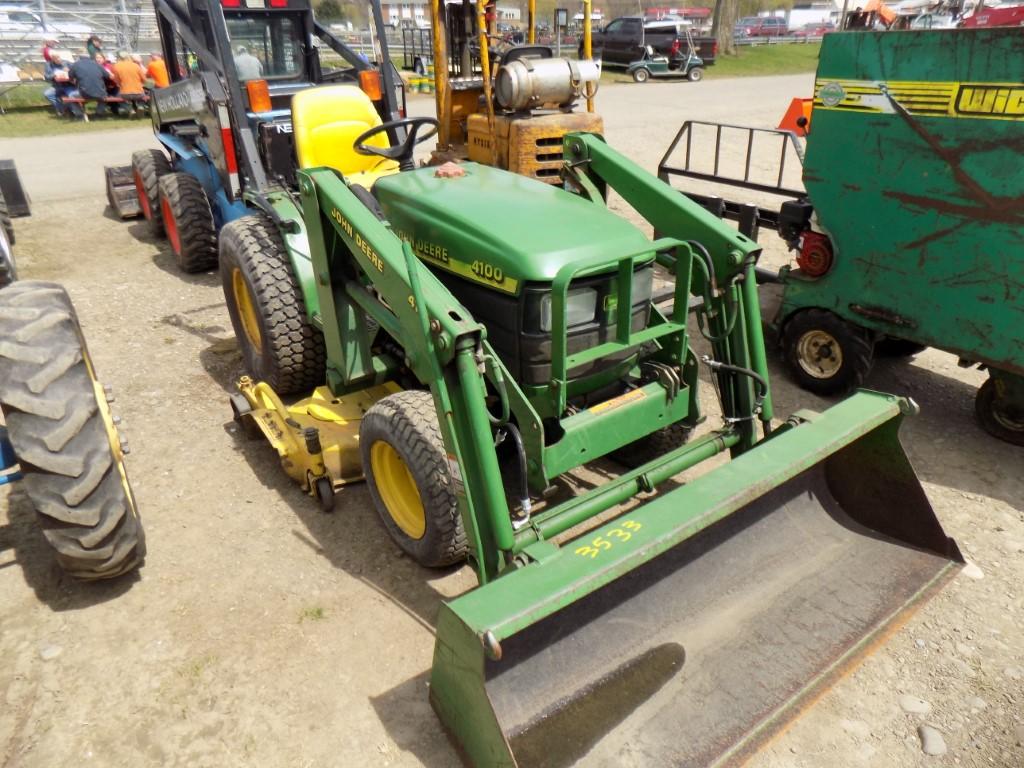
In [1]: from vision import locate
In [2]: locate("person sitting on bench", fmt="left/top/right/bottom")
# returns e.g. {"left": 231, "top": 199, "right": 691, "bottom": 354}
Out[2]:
{"left": 67, "top": 51, "right": 113, "bottom": 118}
{"left": 112, "top": 50, "right": 146, "bottom": 116}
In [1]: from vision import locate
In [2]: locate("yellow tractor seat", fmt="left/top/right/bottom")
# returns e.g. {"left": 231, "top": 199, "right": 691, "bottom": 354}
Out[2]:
{"left": 291, "top": 85, "right": 400, "bottom": 188}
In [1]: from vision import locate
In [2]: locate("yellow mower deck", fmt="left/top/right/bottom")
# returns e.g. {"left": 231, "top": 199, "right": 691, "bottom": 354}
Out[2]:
{"left": 233, "top": 376, "right": 399, "bottom": 493}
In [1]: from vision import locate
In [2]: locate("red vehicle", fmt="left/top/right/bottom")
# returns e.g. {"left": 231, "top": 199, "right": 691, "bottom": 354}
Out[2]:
{"left": 960, "top": 4, "right": 1024, "bottom": 27}
{"left": 734, "top": 15, "right": 788, "bottom": 36}
{"left": 791, "top": 21, "right": 836, "bottom": 37}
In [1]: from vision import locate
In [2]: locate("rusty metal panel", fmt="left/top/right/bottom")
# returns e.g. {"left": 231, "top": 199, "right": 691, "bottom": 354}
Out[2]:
{"left": 784, "top": 29, "right": 1024, "bottom": 374}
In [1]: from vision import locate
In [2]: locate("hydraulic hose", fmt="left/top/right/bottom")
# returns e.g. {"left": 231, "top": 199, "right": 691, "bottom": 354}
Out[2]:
{"left": 498, "top": 423, "right": 532, "bottom": 521}
{"left": 700, "top": 355, "right": 769, "bottom": 418}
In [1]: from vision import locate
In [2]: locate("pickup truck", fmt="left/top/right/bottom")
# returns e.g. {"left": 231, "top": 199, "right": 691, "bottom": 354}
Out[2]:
{"left": 585, "top": 17, "right": 717, "bottom": 67}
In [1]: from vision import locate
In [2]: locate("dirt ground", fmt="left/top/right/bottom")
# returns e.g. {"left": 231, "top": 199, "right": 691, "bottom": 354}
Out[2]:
{"left": 1, "top": 74, "right": 1021, "bottom": 768}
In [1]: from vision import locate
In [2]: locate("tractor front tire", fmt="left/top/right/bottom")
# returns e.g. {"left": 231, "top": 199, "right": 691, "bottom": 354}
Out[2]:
{"left": 360, "top": 391, "right": 466, "bottom": 568}
{"left": 0, "top": 281, "right": 145, "bottom": 579}
{"left": 131, "top": 149, "right": 171, "bottom": 236}
{"left": 158, "top": 173, "right": 218, "bottom": 273}
{"left": 219, "top": 212, "right": 325, "bottom": 395}
{"left": 782, "top": 309, "right": 874, "bottom": 396}
{"left": 975, "top": 378, "right": 1024, "bottom": 446}
{"left": 611, "top": 421, "right": 692, "bottom": 468}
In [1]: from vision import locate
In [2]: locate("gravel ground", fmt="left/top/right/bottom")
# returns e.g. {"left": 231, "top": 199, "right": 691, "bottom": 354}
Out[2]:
{"left": 1, "top": 74, "right": 1021, "bottom": 768}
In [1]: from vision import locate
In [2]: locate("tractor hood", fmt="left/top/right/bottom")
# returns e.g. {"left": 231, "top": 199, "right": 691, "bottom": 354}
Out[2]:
{"left": 373, "top": 163, "right": 653, "bottom": 296}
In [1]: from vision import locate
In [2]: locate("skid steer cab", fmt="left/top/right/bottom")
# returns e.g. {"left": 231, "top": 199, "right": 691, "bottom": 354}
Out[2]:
{"left": 116, "top": 0, "right": 406, "bottom": 274}
{"left": 216, "top": 73, "right": 961, "bottom": 766}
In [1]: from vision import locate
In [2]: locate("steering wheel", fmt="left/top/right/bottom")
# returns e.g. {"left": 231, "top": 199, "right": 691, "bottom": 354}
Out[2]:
{"left": 353, "top": 117, "right": 439, "bottom": 172}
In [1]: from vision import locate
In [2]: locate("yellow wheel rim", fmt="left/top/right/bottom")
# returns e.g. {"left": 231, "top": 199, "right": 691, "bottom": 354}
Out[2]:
{"left": 370, "top": 441, "right": 426, "bottom": 540}
{"left": 232, "top": 268, "right": 262, "bottom": 348}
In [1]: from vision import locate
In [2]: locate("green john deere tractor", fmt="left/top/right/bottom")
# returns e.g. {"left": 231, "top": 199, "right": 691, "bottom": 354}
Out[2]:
{"left": 223, "top": 80, "right": 961, "bottom": 766}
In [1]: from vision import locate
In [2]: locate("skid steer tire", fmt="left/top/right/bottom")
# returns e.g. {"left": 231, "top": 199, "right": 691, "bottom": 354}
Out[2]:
{"left": 0, "top": 281, "right": 145, "bottom": 579}
{"left": 611, "top": 422, "right": 692, "bottom": 468}
{"left": 158, "top": 173, "right": 218, "bottom": 273}
{"left": 782, "top": 309, "right": 874, "bottom": 396}
{"left": 219, "top": 212, "right": 325, "bottom": 395}
{"left": 360, "top": 391, "right": 467, "bottom": 568}
{"left": 131, "top": 149, "right": 171, "bottom": 236}
{"left": 0, "top": 186, "right": 14, "bottom": 247}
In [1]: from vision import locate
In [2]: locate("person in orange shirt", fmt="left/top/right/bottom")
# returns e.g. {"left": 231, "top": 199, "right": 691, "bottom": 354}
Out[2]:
{"left": 146, "top": 53, "right": 170, "bottom": 88}
{"left": 112, "top": 51, "right": 146, "bottom": 116}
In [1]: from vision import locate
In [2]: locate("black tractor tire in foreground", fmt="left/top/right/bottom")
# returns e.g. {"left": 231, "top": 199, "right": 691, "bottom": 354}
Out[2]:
{"left": 360, "top": 391, "right": 467, "bottom": 568}
{"left": 612, "top": 421, "right": 692, "bottom": 468}
{"left": 782, "top": 309, "right": 874, "bottom": 396}
{"left": 157, "top": 173, "right": 218, "bottom": 273}
{"left": 219, "top": 212, "right": 326, "bottom": 395}
{"left": 975, "top": 377, "right": 1024, "bottom": 446}
{"left": 131, "top": 149, "right": 171, "bottom": 236}
{"left": 0, "top": 281, "right": 145, "bottom": 579}
{"left": 0, "top": 186, "right": 14, "bottom": 247}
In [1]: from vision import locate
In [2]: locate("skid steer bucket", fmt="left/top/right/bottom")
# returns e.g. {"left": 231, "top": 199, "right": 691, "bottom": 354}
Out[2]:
{"left": 430, "top": 391, "right": 962, "bottom": 767}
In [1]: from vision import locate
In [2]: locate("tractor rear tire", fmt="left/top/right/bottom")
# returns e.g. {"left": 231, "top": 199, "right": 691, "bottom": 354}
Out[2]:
{"left": 158, "top": 173, "right": 218, "bottom": 273}
{"left": 975, "top": 378, "right": 1024, "bottom": 446}
{"left": 131, "top": 149, "right": 171, "bottom": 236}
{"left": 0, "top": 186, "right": 14, "bottom": 247}
{"left": 219, "top": 212, "right": 326, "bottom": 395}
{"left": 360, "top": 391, "right": 467, "bottom": 568}
{"left": 0, "top": 281, "right": 145, "bottom": 579}
{"left": 611, "top": 421, "right": 692, "bottom": 468}
{"left": 782, "top": 309, "right": 874, "bottom": 396}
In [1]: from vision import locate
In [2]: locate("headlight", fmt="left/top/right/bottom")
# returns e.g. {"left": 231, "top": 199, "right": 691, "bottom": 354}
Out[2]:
{"left": 631, "top": 266, "right": 654, "bottom": 307}
{"left": 539, "top": 287, "right": 598, "bottom": 333}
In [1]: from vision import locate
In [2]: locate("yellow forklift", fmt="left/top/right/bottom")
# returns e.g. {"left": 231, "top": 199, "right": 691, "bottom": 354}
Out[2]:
{"left": 426, "top": 0, "right": 602, "bottom": 182}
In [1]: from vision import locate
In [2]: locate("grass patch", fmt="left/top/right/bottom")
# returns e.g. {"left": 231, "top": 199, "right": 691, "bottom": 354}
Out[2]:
{"left": 0, "top": 108, "right": 149, "bottom": 138}
{"left": 299, "top": 605, "right": 326, "bottom": 622}
{"left": 0, "top": 81, "right": 48, "bottom": 109}
{"left": 706, "top": 42, "right": 821, "bottom": 79}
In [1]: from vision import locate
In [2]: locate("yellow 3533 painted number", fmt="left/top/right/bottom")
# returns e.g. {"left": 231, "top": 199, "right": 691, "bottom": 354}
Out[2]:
{"left": 574, "top": 520, "right": 642, "bottom": 559}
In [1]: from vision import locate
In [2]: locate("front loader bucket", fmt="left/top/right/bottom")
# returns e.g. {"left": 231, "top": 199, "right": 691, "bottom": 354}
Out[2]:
{"left": 430, "top": 391, "right": 962, "bottom": 767}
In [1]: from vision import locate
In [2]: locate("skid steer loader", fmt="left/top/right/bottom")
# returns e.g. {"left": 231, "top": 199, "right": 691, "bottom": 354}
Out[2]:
{"left": 220, "top": 72, "right": 962, "bottom": 763}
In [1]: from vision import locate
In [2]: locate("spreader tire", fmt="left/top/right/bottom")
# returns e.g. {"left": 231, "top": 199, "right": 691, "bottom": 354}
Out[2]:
{"left": 782, "top": 309, "right": 874, "bottom": 396}
{"left": 361, "top": 391, "right": 466, "bottom": 568}
{"left": 158, "top": 173, "right": 218, "bottom": 273}
{"left": 131, "top": 149, "right": 171, "bottom": 236}
{"left": 975, "top": 378, "right": 1024, "bottom": 446}
{"left": 611, "top": 421, "right": 692, "bottom": 468}
{"left": 0, "top": 281, "right": 145, "bottom": 579}
{"left": 219, "top": 212, "right": 325, "bottom": 395}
